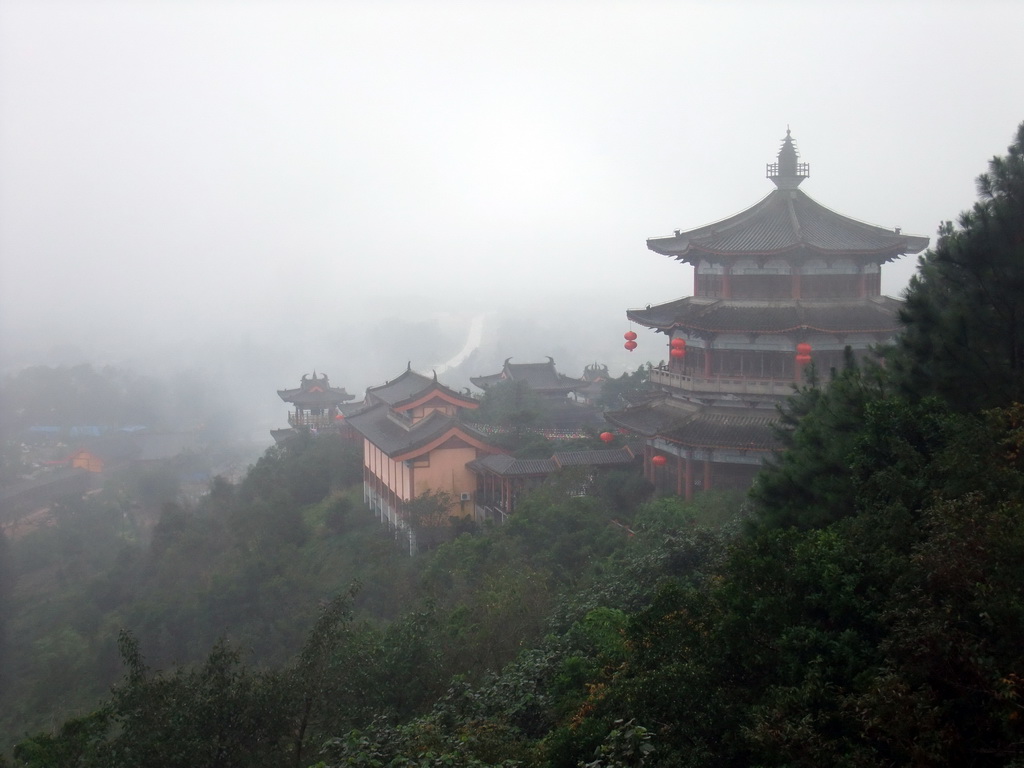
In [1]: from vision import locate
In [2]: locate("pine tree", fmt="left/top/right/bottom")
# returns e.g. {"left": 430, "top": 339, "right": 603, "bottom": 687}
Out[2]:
{"left": 894, "top": 121, "right": 1024, "bottom": 412}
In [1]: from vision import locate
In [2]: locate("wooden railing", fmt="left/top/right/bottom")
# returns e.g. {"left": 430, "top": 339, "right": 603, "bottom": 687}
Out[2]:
{"left": 287, "top": 413, "right": 337, "bottom": 428}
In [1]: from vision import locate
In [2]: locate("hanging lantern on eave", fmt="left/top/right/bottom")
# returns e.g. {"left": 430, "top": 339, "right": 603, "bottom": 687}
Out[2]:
{"left": 795, "top": 342, "right": 812, "bottom": 364}
{"left": 600, "top": 431, "right": 614, "bottom": 443}
{"left": 624, "top": 340, "right": 638, "bottom": 351}
{"left": 670, "top": 337, "right": 686, "bottom": 359}
{"left": 651, "top": 454, "right": 668, "bottom": 466}
{"left": 624, "top": 330, "right": 638, "bottom": 351}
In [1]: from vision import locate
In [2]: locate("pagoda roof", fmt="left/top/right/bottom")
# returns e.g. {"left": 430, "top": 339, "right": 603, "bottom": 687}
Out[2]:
{"left": 471, "top": 357, "right": 585, "bottom": 394}
{"left": 647, "top": 131, "right": 928, "bottom": 264}
{"left": 628, "top": 296, "right": 904, "bottom": 335}
{"left": 344, "top": 403, "right": 495, "bottom": 460}
{"left": 278, "top": 372, "right": 354, "bottom": 406}
{"left": 364, "top": 365, "right": 477, "bottom": 411}
{"left": 606, "top": 398, "right": 779, "bottom": 452}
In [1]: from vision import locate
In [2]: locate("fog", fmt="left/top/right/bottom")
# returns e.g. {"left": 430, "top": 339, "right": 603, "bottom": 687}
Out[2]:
{"left": 2, "top": 1, "right": 1023, "bottom": 441}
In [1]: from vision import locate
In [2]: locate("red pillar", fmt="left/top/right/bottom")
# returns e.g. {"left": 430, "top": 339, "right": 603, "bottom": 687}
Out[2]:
{"left": 685, "top": 453, "right": 694, "bottom": 501}
{"left": 704, "top": 347, "right": 713, "bottom": 377}
{"left": 676, "top": 454, "right": 684, "bottom": 496}
{"left": 792, "top": 269, "right": 802, "bottom": 299}
{"left": 704, "top": 458, "right": 713, "bottom": 492}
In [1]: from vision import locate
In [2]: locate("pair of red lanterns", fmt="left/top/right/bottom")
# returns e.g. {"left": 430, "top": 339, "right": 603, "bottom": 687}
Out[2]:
{"left": 796, "top": 342, "right": 812, "bottom": 364}
{"left": 670, "top": 337, "right": 686, "bottom": 359}
{"left": 623, "top": 330, "right": 638, "bottom": 351}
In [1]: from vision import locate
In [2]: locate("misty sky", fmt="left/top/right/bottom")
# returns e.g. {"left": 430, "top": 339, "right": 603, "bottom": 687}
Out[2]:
{"left": 2, "top": 1, "right": 1023, "bottom": 400}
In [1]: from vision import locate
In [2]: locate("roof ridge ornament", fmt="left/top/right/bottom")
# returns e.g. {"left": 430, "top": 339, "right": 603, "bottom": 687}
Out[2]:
{"left": 766, "top": 128, "right": 810, "bottom": 189}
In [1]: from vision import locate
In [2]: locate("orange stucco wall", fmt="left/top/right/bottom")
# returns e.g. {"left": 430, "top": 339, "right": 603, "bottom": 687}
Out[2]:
{"left": 414, "top": 445, "right": 478, "bottom": 502}
{"left": 363, "top": 439, "right": 478, "bottom": 516}
{"left": 364, "top": 439, "right": 413, "bottom": 501}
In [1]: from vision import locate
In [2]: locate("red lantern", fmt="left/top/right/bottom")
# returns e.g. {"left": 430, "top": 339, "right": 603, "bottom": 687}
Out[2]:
{"left": 334, "top": 412, "right": 345, "bottom": 421}
{"left": 624, "top": 340, "right": 638, "bottom": 351}
{"left": 796, "top": 342, "right": 812, "bottom": 356}
{"left": 600, "top": 431, "right": 614, "bottom": 443}
{"left": 670, "top": 347, "right": 685, "bottom": 359}
{"left": 651, "top": 454, "right": 668, "bottom": 466}
{"left": 670, "top": 337, "right": 686, "bottom": 349}
{"left": 624, "top": 330, "right": 638, "bottom": 341}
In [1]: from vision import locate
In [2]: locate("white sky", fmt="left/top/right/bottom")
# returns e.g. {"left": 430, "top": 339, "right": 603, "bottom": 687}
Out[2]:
{"left": 2, "top": 0, "right": 1023, "bottom": 391}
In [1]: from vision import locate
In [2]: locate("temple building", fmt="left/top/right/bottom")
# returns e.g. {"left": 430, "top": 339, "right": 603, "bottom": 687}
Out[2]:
{"left": 607, "top": 130, "right": 928, "bottom": 498}
{"left": 471, "top": 357, "right": 586, "bottom": 401}
{"left": 344, "top": 365, "right": 503, "bottom": 537}
{"left": 273, "top": 372, "right": 355, "bottom": 443}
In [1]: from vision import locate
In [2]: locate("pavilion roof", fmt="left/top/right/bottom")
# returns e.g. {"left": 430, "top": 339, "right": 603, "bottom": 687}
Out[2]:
{"left": 278, "top": 372, "right": 354, "bottom": 406}
{"left": 627, "top": 296, "right": 904, "bottom": 335}
{"left": 647, "top": 131, "right": 928, "bottom": 264}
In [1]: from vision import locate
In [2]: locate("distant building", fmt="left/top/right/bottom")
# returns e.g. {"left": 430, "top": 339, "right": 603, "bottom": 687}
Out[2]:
{"left": 471, "top": 357, "right": 586, "bottom": 401}
{"left": 273, "top": 372, "right": 356, "bottom": 443}
{"left": 607, "top": 130, "right": 928, "bottom": 498}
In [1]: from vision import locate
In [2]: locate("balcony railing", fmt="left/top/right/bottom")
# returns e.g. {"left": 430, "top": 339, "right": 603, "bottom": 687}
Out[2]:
{"left": 650, "top": 367, "right": 796, "bottom": 398}
{"left": 288, "top": 413, "right": 337, "bottom": 428}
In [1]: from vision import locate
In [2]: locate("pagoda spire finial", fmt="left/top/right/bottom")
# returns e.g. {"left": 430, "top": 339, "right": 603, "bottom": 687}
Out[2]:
{"left": 767, "top": 128, "right": 810, "bottom": 189}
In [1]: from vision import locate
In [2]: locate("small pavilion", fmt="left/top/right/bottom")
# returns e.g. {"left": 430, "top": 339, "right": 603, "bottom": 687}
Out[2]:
{"left": 277, "top": 372, "right": 354, "bottom": 429}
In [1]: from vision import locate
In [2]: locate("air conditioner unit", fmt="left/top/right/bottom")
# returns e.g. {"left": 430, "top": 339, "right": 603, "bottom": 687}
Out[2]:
{"left": 460, "top": 492, "right": 472, "bottom": 502}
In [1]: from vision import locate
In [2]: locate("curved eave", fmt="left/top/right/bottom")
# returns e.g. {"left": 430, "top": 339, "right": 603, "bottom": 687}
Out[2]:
{"left": 652, "top": 244, "right": 926, "bottom": 267}
{"left": 626, "top": 297, "right": 903, "bottom": 335}
{"left": 647, "top": 189, "right": 928, "bottom": 264}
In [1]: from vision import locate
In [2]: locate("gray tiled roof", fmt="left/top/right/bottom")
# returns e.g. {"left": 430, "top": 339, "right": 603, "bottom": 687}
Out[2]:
{"left": 553, "top": 449, "right": 637, "bottom": 467}
{"left": 364, "top": 369, "right": 437, "bottom": 406}
{"left": 278, "top": 373, "right": 354, "bottom": 407}
{"left": 606, "top": 399, "right": 779, "bottom": 452}
{"left": 628, "top": 296, "right": 903, "bottom": 334}
{"left": 471, "top": 358, "right": 584, "bottom": 393}
{"left": 467, "top": 454, "right": 557, "bottom": 476}
{"left": 345, "top": 404, "right": 490, "bottom": 457}
{"left": 647, "top": 188, "right": 928, "bottom": 263}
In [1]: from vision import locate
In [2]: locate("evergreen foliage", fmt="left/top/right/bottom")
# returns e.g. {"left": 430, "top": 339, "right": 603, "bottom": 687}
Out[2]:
{"left": 7, "top": 122, "right": 1024, "bottom": 767}
{"left": 893, "top": 122, "right": 1024, "bottom": 411}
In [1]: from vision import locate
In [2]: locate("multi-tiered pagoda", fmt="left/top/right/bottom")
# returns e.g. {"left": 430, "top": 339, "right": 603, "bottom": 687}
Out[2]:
{"left": 608, "top": 131, "right": 928, "bottom": 498}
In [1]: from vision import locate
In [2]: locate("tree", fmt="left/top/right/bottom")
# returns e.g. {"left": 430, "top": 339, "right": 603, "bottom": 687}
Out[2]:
{"left": 750, "top": 353, "right": 890, "bottom": 532}
{"left": 405, "top": 490, "right": 458, "bottom": 553}
{"left": 894, "top": 121, "right": 1024, "bottom": 413}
